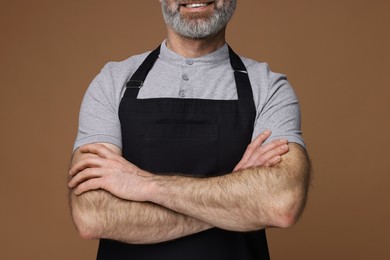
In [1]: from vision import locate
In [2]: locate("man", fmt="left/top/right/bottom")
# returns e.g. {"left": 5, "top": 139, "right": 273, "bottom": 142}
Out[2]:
{"left": 68, "top": 0, "right": 311, "bottom": 259}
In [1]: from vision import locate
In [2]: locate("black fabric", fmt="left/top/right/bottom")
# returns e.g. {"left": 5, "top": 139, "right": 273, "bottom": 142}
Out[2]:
{"left": 97, "top": 45, "right": 270, "bottom": 259}
{"left": 124, "top": 46, "right": 161, "bottom": 95}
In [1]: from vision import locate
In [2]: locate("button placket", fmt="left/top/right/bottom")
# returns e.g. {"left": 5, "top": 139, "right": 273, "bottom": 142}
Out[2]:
{"left": 180, "top": 60, "right": 193, "bottom": 98}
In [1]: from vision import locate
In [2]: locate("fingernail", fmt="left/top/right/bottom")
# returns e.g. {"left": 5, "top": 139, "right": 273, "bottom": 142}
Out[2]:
{"left": 281, "top": 144, "right": 288, "bottom": 150}
{"left": 264, "top": 130, "right": 271, "bottom": 135}
{"left": 280, "top": 139, "right": 288, "bottom": 143}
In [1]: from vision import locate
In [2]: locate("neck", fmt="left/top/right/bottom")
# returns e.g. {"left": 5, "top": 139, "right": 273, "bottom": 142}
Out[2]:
{"left": 165, "top": 27, "right": 226, "bottom": 58}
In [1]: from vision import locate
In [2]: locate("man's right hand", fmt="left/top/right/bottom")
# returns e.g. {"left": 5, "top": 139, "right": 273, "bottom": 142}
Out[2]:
{"left": 233, "top": 130, "right": 289, "bottom": 171}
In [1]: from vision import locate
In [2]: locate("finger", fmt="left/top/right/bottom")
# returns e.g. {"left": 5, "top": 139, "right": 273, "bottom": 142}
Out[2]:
{"left": 251, "top": 130, "right": 272, "bottom": 148}
{"left": 264, "top": 155, "right": 282, "bottom": 167}
{"left": 233, "top": 158, "right": 244, "bottom": 171}
{"left": 257, "top": 139, "right": 288, "bottom": 156}
{"left": 241, "top": 143, "right": 289, "bottom": 169}
{"left": 74, "top": 178, "right": 105, "bottom": 195}
{"left": 79, "top": 143, "right": 117, "bottom": 160}
{"left": 235, "top": 130, "right": 272, "bottom": 170}
{"left": 69, "top": 156, "right": 106, "bottom": 177}
{"left": 68, "top": 167, "right": 106, "bottom": 188}
{"left": 260, "top": 143, "right": 289, "bottom": 165}
{"left": 233, "top": 164, "right": 242, "bottom": 172}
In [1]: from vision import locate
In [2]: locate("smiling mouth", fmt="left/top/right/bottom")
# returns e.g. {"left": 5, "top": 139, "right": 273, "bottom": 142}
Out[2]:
{"left": 180, "top": 1, "right": 214, "bottom": 9}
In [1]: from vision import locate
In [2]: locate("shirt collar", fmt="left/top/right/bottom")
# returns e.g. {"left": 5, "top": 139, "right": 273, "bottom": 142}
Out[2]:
{"left": 159, "top": 39, "right": 230, "bottom": 66}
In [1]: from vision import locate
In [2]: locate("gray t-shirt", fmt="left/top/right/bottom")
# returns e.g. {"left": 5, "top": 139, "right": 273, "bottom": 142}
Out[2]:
{"left": 74, "top": 41, "right": 305, "bottom": 151}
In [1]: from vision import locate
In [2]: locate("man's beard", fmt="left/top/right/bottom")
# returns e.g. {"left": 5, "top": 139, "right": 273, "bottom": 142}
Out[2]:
{"left": 161, "top": 0, "right": 237, "bottom": 39}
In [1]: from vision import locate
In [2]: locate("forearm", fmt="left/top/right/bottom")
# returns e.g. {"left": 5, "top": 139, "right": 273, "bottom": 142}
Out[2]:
{"left": 69, "top": 189, "right": 212, "bottom": 244}
{"left": 148, "top": 144, "right": 310, "bottom": 231}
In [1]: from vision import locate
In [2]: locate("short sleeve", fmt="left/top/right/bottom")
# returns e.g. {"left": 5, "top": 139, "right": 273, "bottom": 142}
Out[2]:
{"left": 252, "top": 73, "right": 305, "bottom": 148}
{"left": 73, "top": 69, "right": 122, "bottom": 151}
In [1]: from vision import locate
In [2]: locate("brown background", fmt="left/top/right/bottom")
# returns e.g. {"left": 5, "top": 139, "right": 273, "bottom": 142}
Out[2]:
{"left": 1, "top": 0, "right": 389, "bottom": 259}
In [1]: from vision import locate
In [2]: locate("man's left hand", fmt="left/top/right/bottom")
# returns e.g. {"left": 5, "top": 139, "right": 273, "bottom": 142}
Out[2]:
{"left": 234, "top": 130, "right": 289, "bottom": 171}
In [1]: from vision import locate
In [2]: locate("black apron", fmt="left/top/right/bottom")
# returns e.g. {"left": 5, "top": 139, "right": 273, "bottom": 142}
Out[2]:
{"left": 97, "top": 46, "right": 270, "bottom": 260}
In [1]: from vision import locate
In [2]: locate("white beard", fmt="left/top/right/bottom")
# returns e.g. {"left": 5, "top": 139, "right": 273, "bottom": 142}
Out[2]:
{"left": 161, "top": 0, "right": 237, "bottom": 39}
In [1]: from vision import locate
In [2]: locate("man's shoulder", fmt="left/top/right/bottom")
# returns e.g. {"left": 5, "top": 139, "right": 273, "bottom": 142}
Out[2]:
{"left": 100, "top": 50, "right": 152, "bottom": 77}
{"left": 239, "top": 55, "right": 285, "bottom": 85}
{"left": 87, "top": 50, "right": 154, "bottom": 99}
{"left": 241, "top": 56, "right": 268, "bottom": 70}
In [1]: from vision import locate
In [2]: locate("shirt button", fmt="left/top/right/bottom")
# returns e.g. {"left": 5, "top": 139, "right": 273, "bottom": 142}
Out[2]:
{"left": 182, "top": 74, "right": 189, "bottom": 81}
{"left": 179, "top": 90, "right": 186, "bottom": 97}
{"left": 186, "top": 59, "right": 193, "bottom": 65}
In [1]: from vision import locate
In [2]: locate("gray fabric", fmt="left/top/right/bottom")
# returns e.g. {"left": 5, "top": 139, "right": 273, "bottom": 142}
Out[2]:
{"left": 73, "top": 41, "right": 305, "bottom": 151}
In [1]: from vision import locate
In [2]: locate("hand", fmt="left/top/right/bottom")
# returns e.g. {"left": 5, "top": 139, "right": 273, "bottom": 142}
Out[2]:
{"left": 233, "top": 130, "right": 289, "bottom": 171}
{"left": 68, "top": 144, "right": 152, "bottom": 201}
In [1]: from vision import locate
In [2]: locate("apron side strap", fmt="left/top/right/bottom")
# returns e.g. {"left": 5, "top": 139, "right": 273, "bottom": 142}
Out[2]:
{"left": 228, "top": 46, "right": 256, "bottom": 112}
{"left": 124, "top": 45, "right": 161, "bottom": 98}
{"left": 126, "top": 80, "right": 144, "bottom": 88}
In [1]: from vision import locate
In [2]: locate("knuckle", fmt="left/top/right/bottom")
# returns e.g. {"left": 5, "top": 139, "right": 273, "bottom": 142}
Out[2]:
{"left": 254, "top": 147, "right": 264, "bottom": 157}
{"left": 83, "top": 167, "right": 93, "bottom": 175}
{"left": 256, "top": 147, "right": 264, "bottom": 154}
{"left": 280, "top": 145, "right": 288, "bottom": 151}
{"left": 264, "top": 160, "right": 272, "bottom": 166}
{"left": 256, "top": 135, "right": 266, "bottom": 143}
{"left": 267, "top": 142, "right": 277, "bottom": 149}
{"left": 247, "top": 142, "right": 254, "bottom": 149}
{"left": 247, "top": 144, "right": 255, "bottom": 151}
{"left": 75, "top": 185, "right": 83, "bottom": 195}
{"left": 258, "top": 158, "right": 266, "bottom": 165}
{"left": 96, "top": 144, "right": 105, "bottom": 149}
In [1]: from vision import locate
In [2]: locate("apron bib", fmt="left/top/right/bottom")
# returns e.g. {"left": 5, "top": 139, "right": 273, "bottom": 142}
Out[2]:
{"left": 97, "top": 46, "right": 270, "bottom": 260}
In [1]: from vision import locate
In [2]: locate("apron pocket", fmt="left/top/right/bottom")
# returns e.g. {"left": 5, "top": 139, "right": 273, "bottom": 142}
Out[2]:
{"left": 142, "top": 123, "right": 218, "bottom": 177}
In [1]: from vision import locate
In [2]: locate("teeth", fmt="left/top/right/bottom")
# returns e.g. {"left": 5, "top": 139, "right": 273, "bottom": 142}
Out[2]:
{"left": 185, "top": 3, "right": 208, "bottom": 8}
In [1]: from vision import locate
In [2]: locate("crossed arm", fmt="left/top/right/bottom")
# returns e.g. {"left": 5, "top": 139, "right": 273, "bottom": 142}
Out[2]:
{"left": 69, "top": 143, "right": 212, "bottom": 244}
{"left": 68, "top": 131, "right": 310, "bottom": 244}
{"left": 69, "top": 184, "right": 212, "bottom": 243}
